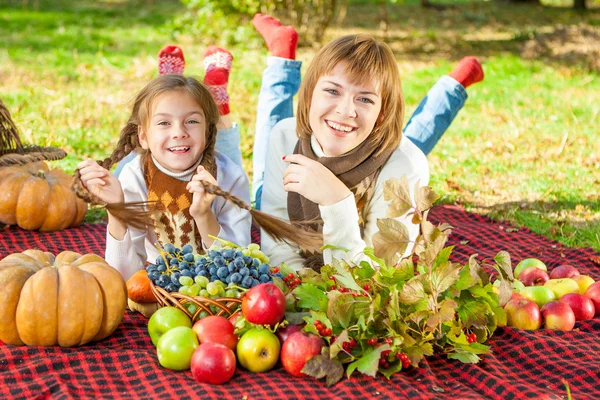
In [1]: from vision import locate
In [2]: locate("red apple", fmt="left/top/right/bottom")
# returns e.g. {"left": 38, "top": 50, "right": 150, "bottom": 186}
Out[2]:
{"left": 514, "top": 258, "right": 547, "bottom": 279}
{"left": 559, "top": 293, "right": 595, "bottom": 321}
{"left": 504, "top": 298, "right": 542, "bottom": 330}
{"left": 519, "top": 267, "right": 550, "bottom": 287}
{"left": 191, "top": 343, "right": 236, "bottom": 385}
{"left": 192, "top": 315, "right": 238, "bottom": 351}
{"left": 549, "top": 265, "right": 580, "bottom": 279}
{"left": 584, "top": 282, "right": 600, "bottom": 317}
{"left": 276, "top": 324, "right": 304, "bottom": 346}
{"left": 540, "top": 301, "right": 576, "bottom": 331}
{"left": 242, "top": 283, "right": 286, "bottom": 327}
{"left": 280, "top": 331, "right": 325, "bottom": 377}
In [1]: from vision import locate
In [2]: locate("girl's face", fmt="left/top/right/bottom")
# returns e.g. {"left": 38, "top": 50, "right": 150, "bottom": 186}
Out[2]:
{"left": 309, "top": 62, "right": 382, "bottom": 157}
{"left": 139, "top": 90, "right": 206, "bottom": 173}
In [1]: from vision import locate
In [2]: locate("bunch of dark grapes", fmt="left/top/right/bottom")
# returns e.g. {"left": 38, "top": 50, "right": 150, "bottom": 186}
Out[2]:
{"left": 146, "top": 243, "right": 284, "bottom": 296}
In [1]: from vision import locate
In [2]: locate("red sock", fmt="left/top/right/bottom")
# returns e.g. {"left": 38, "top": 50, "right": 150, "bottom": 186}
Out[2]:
{"left": 449, "top": 56, "right": 484, "bottom": 88}
{"left": 252, "top": 13, "right": 298, "bottom": 60}
{"left": 203, "top": 46, "right": 233, "bottom": 116}
{"left": 158, "top": 45, "right": 185, "bottom": 75}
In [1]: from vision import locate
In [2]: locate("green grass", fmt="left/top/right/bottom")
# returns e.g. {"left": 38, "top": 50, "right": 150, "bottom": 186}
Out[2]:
{"left": 1, "top": 0, "right": 598, "bottom": 251}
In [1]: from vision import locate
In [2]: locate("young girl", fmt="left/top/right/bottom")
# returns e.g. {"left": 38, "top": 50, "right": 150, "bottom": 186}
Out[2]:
{"left": 77, "top": 73, "right": 252, "bottom": 281}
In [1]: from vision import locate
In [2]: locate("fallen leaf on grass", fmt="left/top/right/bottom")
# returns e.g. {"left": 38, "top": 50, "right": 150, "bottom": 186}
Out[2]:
{"left": 591, "top": 256, "right": 600, "bottom": 266}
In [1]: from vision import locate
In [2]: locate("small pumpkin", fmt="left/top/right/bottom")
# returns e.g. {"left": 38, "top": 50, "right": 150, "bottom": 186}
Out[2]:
{"left": 0, "top": 250, "right": 127, "bottom": 347}
{"left": 126, "top": 270, "right": 158, "bottom": 303}
{"left": 0, "top": 161, "right": 87, "bottom": 231}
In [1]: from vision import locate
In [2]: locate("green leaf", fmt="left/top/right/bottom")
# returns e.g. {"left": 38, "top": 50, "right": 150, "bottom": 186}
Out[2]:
{"left": 321, "top": 243, "right": 350, "bottom": 252}
{"left": 420, "top": 234, "right": 449, "bottom": 268}
{"left": 448, "top": 351, "right": 481, "bottom": 364}
{"left": 362, "top": 247, "right": 386, "bottom": 269}
{"left": 454, "top": 264, "right": 476, "bottom": 291}
{"left": 285, "top": 311, "right": 310, "bottom": 325}
{"left": 457, "top": 300, "right": 492, "bottom": 329}
{"left": 294, "top": 283, "right": 329, "bottom": 312}
{"left": 415, "top": 182, "right": 440, "bottom": 212}
{"left": 431, "top": 261, "right": 462, "bottom": 295}
{"left": 373, "top": 218, "right": 410, "bottom": 266}
{"left": 298, "top": 268, "right": 326, "bottom": 287}
{"left": 332, "top": 259, "right": 363, "bottom": 292}
{"left": 385, "top": 288, "right": 400, "bottom": 323}
{"left": 383, "top": 176, "right": 413, "bottom": 218}
{"left": 379, "top": 361, "right": 404, "bottom": 379}
{"left": 356, "top": 261, "right": 376, "bottom": 279}
{"left": 493, "top": 251, "right": 514, "bottom": 281}
{"left": 493, "top": 305, "right": 507, "bottom": 327}
{"left": 399, "top": 277, "right": 426, "bottom": 304}
{"left": 346, "top": 345, "right": 390, "bottom": 378}
{"left": 433, "top": 246, "right": 454, "bottom": 269}
{"left": 405, "top": 341, "right": 433, "bottom": 366}
{"left": 301, "top": 354, "right": 345, "bottom": 387}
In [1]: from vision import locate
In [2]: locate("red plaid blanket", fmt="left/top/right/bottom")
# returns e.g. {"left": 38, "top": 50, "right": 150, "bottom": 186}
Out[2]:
{"left": 1, "top": 205, "right": 599, "bottom": 399}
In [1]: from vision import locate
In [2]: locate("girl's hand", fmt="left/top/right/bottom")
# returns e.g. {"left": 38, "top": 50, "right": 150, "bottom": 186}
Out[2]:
{"left": 77, "top": 159, "right": 124, "bottom": 204}
{"left": 282, "top": 154, "right": 352, "bottom": 206}
{"left": 186, "top": 166, "right": 217, "bottom": 219}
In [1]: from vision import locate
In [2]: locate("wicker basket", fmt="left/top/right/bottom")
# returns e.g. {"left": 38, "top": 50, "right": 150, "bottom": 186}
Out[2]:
{"left": 0, "top": 98, "right": 67, "bottom": 167}
{"left": 149, "top": 282, "right": 243, "bottom": 322}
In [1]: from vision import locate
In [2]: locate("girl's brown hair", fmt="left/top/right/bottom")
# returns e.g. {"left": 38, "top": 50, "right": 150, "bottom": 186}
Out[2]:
{"left": 296, "top": 34, "right": 405, "bottom": 156}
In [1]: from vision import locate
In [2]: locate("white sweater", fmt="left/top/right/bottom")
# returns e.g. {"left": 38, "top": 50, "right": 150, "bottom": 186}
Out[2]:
{"left": 105, "top": 152, "right": 252, "bottom": 280}
{"left": 260, "top": 118, "right": 430, "bottom": 271}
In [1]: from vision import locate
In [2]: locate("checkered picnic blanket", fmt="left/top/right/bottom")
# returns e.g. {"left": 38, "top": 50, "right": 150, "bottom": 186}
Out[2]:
{"left": 1, "top": 205, "right": 599, "bottom": 399}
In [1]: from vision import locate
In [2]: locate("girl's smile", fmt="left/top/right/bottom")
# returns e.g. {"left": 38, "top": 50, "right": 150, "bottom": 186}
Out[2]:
{"left": 139, "top": 89, "right": 207, "bottom": 173}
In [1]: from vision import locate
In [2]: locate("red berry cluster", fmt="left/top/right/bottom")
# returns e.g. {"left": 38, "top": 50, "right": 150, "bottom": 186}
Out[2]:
{"left": 398, "top": 353, "right": 410, "bottom": 369}
{"left": 282, "top": 271, "right": 300, "bottom": 288}
{"left": 314, "top": 320, "right": 332, "bottom": 337}
{"left": 341, "top": 338, "right": 357, "bottom": 352}
{"left": 466, "top": 333, "right": 477, "bottom": 343}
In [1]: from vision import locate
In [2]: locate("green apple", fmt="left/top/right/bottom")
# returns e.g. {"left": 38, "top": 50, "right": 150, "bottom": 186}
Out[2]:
{"left": 543, "top": 278, "right": 580, "bottom": 299}
{"left": 156, "top": 326, "right": 199, "bottom": 371}
{"left": 236, "top": 328, "right": 280, "bottom": 373}
{"left": 520, "top": 286, "right": 556, "bottom": 308}
{"left": 514, "top": 258, "right": 547, "bottom": 279}
{"left": 148, "top": 306, "right": 192, "bottom": 346}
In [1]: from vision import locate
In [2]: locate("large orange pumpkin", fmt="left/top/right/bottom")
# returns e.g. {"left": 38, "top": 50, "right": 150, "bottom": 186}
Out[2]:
{"left": 0, "top": 161, "right": 87, "bottom": 231}
{"left": 0, "top": 250, "right": 127, "bottom": 347}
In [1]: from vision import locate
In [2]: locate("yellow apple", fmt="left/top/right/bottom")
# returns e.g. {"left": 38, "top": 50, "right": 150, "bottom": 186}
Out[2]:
{"left": 572, "top": 275, "right": 595, "bottom": 294}
{"left": 543, "top": 278, "right": 580, "bottom": 299}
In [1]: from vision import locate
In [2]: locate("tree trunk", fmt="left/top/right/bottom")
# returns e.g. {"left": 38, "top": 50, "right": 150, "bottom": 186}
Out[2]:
{"left": 573, "top": 0, "right": 587, "bottom": 9}
{"left": 379, "top": 0, "right": 388, "bottom": 41}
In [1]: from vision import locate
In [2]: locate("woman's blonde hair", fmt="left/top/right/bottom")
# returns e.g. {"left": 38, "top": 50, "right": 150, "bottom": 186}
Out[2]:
{"left": 296, "top": 34, "right": 404, "bottom": 155}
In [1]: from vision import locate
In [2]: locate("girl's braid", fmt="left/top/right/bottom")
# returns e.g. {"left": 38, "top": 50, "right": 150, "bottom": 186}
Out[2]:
{"left": 199, "top": 180, "right": 323, "bottom": 253}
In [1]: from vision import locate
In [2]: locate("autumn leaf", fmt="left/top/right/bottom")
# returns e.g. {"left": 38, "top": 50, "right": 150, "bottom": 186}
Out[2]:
{"left": 468, "top": 255, "right": 489, "bottom": 286}
{"left": 399, "top": 277, "right": 426, "bottom": 304}
{"left": 431, "top": 261, "right": 462, "bottom": 294}
{"left": 373, "top": 218, "right": 410, "bottom": 266}
{"left": 420, "top": 234, "right": 449, "bottom": 268}
{"left": 346, "top": 345, "right": 390, "bottom": 378}
{"left": 302, "top": 353, "right": 345, "bottom": 387}
{"left": 497, "top": 279, "right": 513, "bottom": 307}
{"left": 332, "top": 259, "right": 362, "bottom": 292}
{"left": 383, "top": 176, "right": 413, "bottom": 218}
{"left": 426, "top": 299, "right": 457, "bottom": 328}
{"left": 405, "top": 341, "right": 433, "bottom": 366}
{"left": 415, "top": 181, "right": 440, "bottom": 212}
{"left": 493, "top": 251, "right": 514, "bottom": 281}
{"left": 327, "top": 291, "right": 355, "bottom": 328}
{"left": 329, "top": 330, "right": 349, "bottom": 359}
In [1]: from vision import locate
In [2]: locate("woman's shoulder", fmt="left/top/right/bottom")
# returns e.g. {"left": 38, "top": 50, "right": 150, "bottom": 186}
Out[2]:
{"left": 380, "top": 136, "right": 429, "bottom": 182}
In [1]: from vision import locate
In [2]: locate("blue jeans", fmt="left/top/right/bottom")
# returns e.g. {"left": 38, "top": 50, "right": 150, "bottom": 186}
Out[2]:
{"left": 114, "top": 123, "right": 243, "bottom": 178}
{"left": 252, "top": 57, "right": 468, "bottom": 209}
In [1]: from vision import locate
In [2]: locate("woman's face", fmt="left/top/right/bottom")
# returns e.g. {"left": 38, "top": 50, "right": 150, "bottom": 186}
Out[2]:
{"left": 139, "top": 89, "right": 206, "bottom": 173}
{"left": 309, "top": 62, "right": 382, "bottom": 157}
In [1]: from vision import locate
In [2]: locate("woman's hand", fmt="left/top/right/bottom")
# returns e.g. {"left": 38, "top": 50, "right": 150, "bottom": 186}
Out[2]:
{"left": 186, "top": 165, "right": 217, "bottom": 219}
{"left": 282, "top": 154, "right": 352, "bottom": 206}
{"left": 77, "top": 159, "right": 124, "bottom": 204}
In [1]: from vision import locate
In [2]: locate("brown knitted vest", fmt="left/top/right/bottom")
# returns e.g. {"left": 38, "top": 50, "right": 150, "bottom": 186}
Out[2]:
{"left": 287, "top": 136, "right": 395, "bottom": 270}
{"left": 143, "top": 155, "right": 207, "bottom": 253}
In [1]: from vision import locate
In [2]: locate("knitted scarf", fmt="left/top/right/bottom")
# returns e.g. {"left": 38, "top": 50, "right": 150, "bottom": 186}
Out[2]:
{"left": 287, "top": 136, "right": 395, "bottom": 270}
{"left": 142, "top": 154, "right": 216, "bottom": 254}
